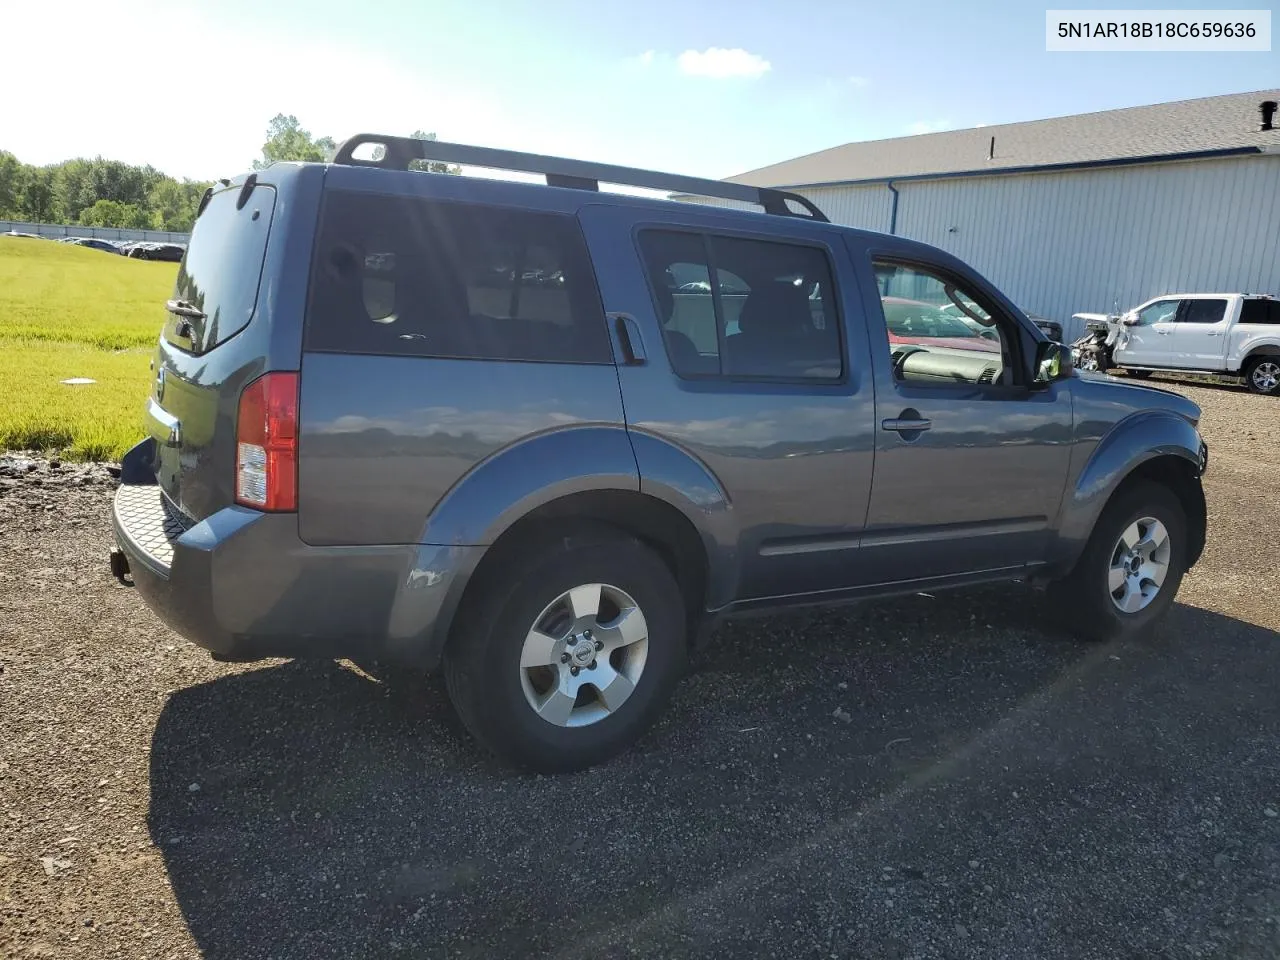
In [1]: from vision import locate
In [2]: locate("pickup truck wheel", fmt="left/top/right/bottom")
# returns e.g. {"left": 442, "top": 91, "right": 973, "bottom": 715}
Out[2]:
{"left": 1050, "top": 481, "right": 1187, "bottom": 643}
{"left": 444, "top": 532, "right": 686, "bottom": 773}
{"left": 1245, "top": 357, "right": 1280, "bottom": 395}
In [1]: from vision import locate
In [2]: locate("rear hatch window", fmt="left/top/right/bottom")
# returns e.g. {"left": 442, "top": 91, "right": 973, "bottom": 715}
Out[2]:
{"left": 162, "top": 181, "right": 277, "bottom": 354}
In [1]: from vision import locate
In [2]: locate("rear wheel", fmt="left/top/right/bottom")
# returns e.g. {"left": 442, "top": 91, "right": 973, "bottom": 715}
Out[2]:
{"left": 1049, "top": 481, "right": 1187, "bottom": 643}
{"left": 444, "top": 530, "right": 686, "bottom": 773}
{"left": 1245, "top": 356, "right": 1280, "bottom": 395}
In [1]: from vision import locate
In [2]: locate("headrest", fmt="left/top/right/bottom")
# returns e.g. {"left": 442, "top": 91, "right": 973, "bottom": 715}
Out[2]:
{"left": 652, "top": 279, "right": 674, "bottom": 323}
{"left": 738, "top": 280, "right": 811, "bottom": 335}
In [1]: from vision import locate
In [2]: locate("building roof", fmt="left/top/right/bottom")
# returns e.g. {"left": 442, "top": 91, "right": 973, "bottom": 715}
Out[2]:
{"left": 728, "top": 89, "right": 1280, "bottom": 188}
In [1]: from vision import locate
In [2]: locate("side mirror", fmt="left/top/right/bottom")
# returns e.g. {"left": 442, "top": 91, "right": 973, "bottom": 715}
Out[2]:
{"left": 1121, "top": 313, "right": 1139, "bottom": 326}
{"left": 1034, "top": 341, "right": 1071, "bottom": 385}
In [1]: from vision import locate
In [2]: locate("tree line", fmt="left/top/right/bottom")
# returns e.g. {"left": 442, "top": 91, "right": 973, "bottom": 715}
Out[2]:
{"left": 0, "top": 114, "right": 453, "bottom": 233}
{"left": 0, "top": 152, "right": 211, "bottom": 232}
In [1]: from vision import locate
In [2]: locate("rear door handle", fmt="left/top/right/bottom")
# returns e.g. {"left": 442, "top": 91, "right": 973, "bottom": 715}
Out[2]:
{"left": 1205, "top": 331, "right": 1221, "bottom": 336}
{"left": 882, "top": 417, "right": 932, "bottom": 433}
{"left": 610, "top": 313, "right": 646, "bottom": 365}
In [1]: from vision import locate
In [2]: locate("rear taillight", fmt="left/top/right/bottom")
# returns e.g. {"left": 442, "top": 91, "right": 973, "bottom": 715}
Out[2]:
{"left": 235, "top": 372, "right": 298, "bottom": 511}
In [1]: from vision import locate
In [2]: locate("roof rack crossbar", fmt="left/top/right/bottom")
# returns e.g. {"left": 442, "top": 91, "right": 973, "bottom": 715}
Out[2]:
{"left": 331, "top": 133, "right": 829, "bottom": 222}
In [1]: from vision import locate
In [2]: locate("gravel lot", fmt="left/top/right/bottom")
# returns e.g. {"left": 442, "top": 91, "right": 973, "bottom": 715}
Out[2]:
{"left": 2, "top": 375, "right": 1278, "bottom": 960}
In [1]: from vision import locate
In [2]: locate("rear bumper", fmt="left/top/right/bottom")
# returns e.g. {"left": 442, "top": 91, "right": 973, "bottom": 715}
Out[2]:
{"left": 110, "top": 447, "right": 478, "bottom": 668}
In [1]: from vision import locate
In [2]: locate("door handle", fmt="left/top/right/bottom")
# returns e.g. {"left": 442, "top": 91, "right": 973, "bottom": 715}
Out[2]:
{"left": 1205, "top": 331, "right": 1221, "bottom": 336}
{"left": 882, "top": 417, "right": 932, "bottom": 433}
{"left": 610, "top": 313, "right": 646, "bottom": 365}
{"left": 1156, "top": 329, "right": 1171, "bottom": 335}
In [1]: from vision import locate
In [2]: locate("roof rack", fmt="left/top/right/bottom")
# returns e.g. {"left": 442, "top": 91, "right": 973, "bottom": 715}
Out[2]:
{"left": 331, "top": 134, "right": 829, "bottom": 223}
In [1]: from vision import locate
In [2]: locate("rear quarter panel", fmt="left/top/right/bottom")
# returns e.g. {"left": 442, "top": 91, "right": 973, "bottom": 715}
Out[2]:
{"left": 296, "top": 353, "right": 636, "bottom": 545}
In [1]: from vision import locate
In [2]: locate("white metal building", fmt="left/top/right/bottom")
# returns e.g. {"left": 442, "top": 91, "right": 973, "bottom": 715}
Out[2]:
{"left": 698, "top": 90, "right": 1280, "bottom": 341}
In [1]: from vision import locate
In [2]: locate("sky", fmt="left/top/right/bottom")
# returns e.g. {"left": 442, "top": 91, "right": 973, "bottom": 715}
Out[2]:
{"left": 4, "top": 0, "right": 1277, "bottom": 183}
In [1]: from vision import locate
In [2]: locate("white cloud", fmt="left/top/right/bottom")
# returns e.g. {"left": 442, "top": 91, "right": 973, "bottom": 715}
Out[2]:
{"left": 847, "top": 75, "right": 870, "bottom": 88}
{"left": 906, "top": 119, "right": 953, "bottom": 135}
{"left": 676, "top": 47, "right": 771, "bottom": 79}
{"left": 639, "top": 50, "right": 656, "bottom": 65}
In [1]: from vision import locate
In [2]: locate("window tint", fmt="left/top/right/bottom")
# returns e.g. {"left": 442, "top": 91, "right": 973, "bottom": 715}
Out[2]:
{"left": 638, "top": 229, "right": 842, "bottom": 380}
{"left": 872, "top": 261, "right": 1009, "bottom": 386}
{"left": 1239, "top": 299, "right": 1280, "bottom": 324}
{"left": 166, "top": 183, "right": 276, "bottom": 354}
{"left": 1179, "top": 299, "right": 1228, "bottom": 324}
{"left": 305, "top": 191, "right": 611, "bottom": 363}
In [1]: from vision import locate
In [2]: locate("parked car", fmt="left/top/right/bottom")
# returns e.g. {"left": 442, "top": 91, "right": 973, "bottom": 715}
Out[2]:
{"left": 110, "top": 136, "right": 1209, "bottom": 773}
{"left": 883, "top": 296, "right": 1002, "bottom": 353}
{"left": 1108, "top": 293, "right": 1280, "bottom": 394}
{"left": 66, "top": 237, "right": 124, "bottom": 254}
{"left": 124, "top": 241, "right": 185, "bottom": 262}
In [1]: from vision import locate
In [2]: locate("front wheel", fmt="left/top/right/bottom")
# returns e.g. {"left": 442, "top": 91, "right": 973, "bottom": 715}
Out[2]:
{"left": 1245, "top": 356, "right": 1280, "bottom": 395}
{"left": 1049, "top": 481, "right": 1187, "bottom": 643}
{"left": 444, "top": 530, "right": 687, "bottom": 773}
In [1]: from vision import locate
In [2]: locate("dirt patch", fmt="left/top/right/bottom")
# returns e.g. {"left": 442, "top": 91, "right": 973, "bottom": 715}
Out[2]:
{"left": 2, "top": 381, "right": 1278, "bottom": 959}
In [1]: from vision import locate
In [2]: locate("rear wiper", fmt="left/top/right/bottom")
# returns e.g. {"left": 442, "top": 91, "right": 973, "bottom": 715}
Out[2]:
{"left": 166, "top": 299, "right": 207, "bottom": 320}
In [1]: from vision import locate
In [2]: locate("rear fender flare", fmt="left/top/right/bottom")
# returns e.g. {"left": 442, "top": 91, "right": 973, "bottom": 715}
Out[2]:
{"left": 399, "top": 426, "right": 737, "bottom": 665}
{"left": 627, "top": 429, "right": 737, "bottom": 610}
{"left": 1238, "top": 339, "right": 1280, "bottom": 373}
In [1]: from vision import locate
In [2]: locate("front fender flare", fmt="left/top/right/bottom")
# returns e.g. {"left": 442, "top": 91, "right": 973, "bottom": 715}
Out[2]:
{"left": 1054, "top": 410, "right": 1205, "bottom": 569}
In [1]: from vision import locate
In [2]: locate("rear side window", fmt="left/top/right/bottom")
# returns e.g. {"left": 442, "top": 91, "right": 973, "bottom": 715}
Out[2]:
{"left": 305, "top": 190, "right": 611, "bottom": 364}
{"left": 1178, "top": 299, "right": 1228, "bottom": 324}
{"left": 166, "top": 183, "right": 277, "bottom": 354}
{"left": 638, "top": 229, "right": 842, "bottom": 380}
{"left": 1239, "top": 299, "right": 1280, "bottom": 324}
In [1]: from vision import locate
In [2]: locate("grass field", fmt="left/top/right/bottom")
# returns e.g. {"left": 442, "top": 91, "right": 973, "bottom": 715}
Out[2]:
{"left": 0, "top": 236, "right": 177, "bottom": 460}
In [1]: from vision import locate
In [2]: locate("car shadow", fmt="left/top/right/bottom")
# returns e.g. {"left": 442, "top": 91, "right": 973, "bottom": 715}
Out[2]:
{"left": 147, "top": 590, "right": 1280, "bottom": 959}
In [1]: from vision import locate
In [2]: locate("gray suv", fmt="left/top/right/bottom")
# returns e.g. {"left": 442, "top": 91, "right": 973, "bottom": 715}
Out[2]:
{"left": 111, "top": 135, "right": 1208, "bottom": 772}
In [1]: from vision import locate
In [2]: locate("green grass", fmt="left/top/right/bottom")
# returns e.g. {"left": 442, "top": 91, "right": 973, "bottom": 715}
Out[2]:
{"left": 0, "top": 237, "right": 177, "bottom": 460}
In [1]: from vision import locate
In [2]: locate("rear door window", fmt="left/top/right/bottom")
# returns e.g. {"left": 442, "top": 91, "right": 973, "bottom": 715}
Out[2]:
{"left": 305, "top": 190, "right": 611, "bottom": 364}
{"left": 638, "top": 228, "right": 842, "bottom": 380}
{"left": 1177, "top": 299, "right": 1228, "bottom": 324}
{"left": 165, "top": 182, "right": 277, "bottom": 354}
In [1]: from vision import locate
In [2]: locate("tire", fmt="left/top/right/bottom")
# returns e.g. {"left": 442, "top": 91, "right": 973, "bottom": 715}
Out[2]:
{"left": 443, "top": 530, "right": 686, "bottom": 773}
{"left": 1125, "top": 368, "right": 1152, "bottom": 379}
{"left": 1049, "top": 481, "right": 1187, "bottom": 643}
{"left": 1244, "top": 356, "right": 1280, "bottom": 396}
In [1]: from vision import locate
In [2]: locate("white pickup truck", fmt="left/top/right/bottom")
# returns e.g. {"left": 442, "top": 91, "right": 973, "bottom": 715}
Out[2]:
{"left": 1109, "top": 293, "right": 1280, "bottom": 395}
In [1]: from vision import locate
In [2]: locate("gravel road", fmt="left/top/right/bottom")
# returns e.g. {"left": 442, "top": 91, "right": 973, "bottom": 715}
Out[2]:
{"left": 2, "top": 375, "right": 1278, "bottom": 960}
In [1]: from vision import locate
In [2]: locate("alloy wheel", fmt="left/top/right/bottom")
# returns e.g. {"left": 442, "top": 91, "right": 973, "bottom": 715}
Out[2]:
{"left": 518, "top": 583, "right": 649, "bottom": 728}
{"left": 1107, "top": 517, "right": 1171, "bottom": 614}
